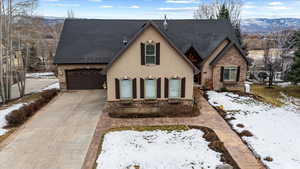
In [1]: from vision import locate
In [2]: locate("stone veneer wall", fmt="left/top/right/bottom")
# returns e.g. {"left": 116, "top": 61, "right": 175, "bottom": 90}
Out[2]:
{"left": 212, "top": 46, "right": 248, "bottom": 91}
{"left": 57, "top": 64, "right": 107, "bottom": 90}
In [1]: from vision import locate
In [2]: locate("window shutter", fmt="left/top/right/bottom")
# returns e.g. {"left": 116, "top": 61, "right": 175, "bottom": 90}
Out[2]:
{"left": 156, "top": 43, "right": 160, "bottom": 65}
{"left": 157, "top": 78, "right": 161, "bottom": 98}
{"left": 164, "top": 78, "right": 169, "bottom": 98}
{"left": 181, "top": 77, "right": 186, "bottom": 98}
{"left": 220, "top": 67, "right": 224, "bottom": 82}
{"left": 133, "top": 78, "right": 137, "bottom": 99}
{"left": 115, "top": 79, "right": 120, "bottom": 99}
{"left": 141, "top": 43, "right": 145, "bottom": 65}
{"left": 236, "top": 66, "right": 240, "bottom": 82}
{"left": 140, "top": 78, "right": 144, "bottom": 98}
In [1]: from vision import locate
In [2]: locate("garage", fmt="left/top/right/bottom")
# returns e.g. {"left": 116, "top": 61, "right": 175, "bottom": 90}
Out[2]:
{"left": 66, "top": 69, "right": 105, "bottom": 90}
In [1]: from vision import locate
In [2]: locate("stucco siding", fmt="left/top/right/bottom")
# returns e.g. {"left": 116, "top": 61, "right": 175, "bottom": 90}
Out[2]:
{"left": 107, "top": 26, "right": 194, "bottom": 101}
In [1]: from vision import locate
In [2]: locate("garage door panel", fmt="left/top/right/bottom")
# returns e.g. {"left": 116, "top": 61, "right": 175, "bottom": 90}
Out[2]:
{"left": 66, "top": 69, "right": 105, "bottom": 90}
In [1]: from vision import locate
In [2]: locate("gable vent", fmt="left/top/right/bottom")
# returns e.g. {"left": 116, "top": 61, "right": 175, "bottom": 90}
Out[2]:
{"left": 122, "top": 37, "right": 128, "bottom": 45}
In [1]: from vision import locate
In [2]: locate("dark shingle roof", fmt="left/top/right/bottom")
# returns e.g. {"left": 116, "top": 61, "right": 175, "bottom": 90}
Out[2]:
{"left": 54, "top": 19, "right": 239, "bottom": 64}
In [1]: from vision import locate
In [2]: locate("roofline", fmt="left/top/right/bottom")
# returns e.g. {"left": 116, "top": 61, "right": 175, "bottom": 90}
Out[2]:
{"left": 104, "top": 20, "right": 200, "bottom": 74}
{"left": 209, "top": 40, "right": 249, "bottom": 66}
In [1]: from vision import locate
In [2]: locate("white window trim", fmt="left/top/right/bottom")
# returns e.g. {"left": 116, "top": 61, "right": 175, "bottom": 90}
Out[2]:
{"left": 119, "top": 79, "right": 133, "bottom": 100}
{"left": 223, "top": 66, "right": 238, "bottom": 82}
{"left": 145, "top": 43, "right": 156, "bottom": 65}
{"left": 144, "top": 79, "right": 157, "bottom": 99}
{"left": 168, "top": 78, "right": 181, "bottom": 99}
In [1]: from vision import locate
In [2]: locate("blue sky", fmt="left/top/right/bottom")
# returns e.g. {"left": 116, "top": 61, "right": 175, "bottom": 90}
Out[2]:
{"left": 37, "top": 0, "right": 300, "bottom": 19}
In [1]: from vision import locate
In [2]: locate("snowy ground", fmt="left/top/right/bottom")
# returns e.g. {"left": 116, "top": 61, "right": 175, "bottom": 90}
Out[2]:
{"left": 26, "top": 72, "right": 55, "bottom": 79}
{"left": 207, "top": 91, "right": 300, "bottom": 169}
{"left": 97, "top": 129, "right": 227, "bottom": 169}
{"left": 0, "top": 103, "right": 26, "bottom": 136}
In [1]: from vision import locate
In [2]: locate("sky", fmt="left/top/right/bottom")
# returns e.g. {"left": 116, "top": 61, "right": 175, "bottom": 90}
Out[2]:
{"left": 36, "top": 0, "right": 300, "bottom": 19}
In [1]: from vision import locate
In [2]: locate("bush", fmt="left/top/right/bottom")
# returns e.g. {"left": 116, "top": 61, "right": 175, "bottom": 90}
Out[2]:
{"left": 219, "top": 87, "right": 229, "bottom": 92}
{"left": 5, "top": 89, "right": 59, "bottom": 128}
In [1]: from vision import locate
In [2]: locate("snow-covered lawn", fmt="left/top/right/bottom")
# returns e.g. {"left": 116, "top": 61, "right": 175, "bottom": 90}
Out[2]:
{"left": 207, "top": 91, "right": 300, "bottom": 169}
{"left": 0, "top": 103, "right": 26, "bottom": 136}
{"left": 97, "top": 129, "right": 227, "bottom": 169}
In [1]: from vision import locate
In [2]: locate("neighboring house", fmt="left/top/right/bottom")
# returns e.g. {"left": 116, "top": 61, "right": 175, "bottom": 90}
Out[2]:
{"left": 54, "top": 19, "right": 248, "bottom": 110}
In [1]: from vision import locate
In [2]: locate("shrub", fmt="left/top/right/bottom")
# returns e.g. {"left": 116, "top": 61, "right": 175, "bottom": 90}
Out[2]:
{"left": 219, "top": 87, "right": 229, "bottom": 92}
{"left": 5, "top": 89, "right": 59, "bottom": 128}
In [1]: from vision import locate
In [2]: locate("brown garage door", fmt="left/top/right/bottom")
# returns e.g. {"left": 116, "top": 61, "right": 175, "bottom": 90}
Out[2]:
{"left": 66, "top": 69, "right": 105, "bottom": 90}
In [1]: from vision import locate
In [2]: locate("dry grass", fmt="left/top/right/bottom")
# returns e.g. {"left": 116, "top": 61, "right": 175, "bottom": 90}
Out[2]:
{"left": 251, "top": 84, "right": 300, "bottom": 107}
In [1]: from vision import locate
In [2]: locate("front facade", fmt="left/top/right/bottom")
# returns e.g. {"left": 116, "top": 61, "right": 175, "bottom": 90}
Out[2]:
{"left": 54, "top": 19, "right": 249, "bottom": 111}
{"left": 107, "top": 24, "right": 195, "bottom": 105}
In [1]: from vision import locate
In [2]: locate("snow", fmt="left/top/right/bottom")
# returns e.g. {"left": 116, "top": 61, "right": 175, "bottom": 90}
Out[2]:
{"left": 42, "top": 83, "right": 60, "bottom": 91}
{"left": 97, "top": 129, "right": 226, "bottom": 169}
{"left": 207, "top": 91, "right": 300, "bottom": 169}
{"left": 0, "top": 103, "right": 26, "bottom": 135}
{"left": 26, "top": 72, "right": 55, "bottom": 79}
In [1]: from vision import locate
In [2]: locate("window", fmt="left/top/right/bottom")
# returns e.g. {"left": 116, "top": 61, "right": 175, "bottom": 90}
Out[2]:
{"left": 169, "top": 79, "right": 181, "bottom": 98}
{"left": 223, "top": 66, "right": 238, "bottom": 81}
{"left": 120, "top": 79, "right": 132, "bottom": 99}
{"left": 145, "top": 44, "right": 156, "bottom": 64}
{"left": 145, "top": 79, "right": 157, "bottom": 99}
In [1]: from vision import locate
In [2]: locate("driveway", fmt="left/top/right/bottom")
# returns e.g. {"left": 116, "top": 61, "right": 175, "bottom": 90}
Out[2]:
{"left": 0, "top": 90, "right": 105, "bottom": 169}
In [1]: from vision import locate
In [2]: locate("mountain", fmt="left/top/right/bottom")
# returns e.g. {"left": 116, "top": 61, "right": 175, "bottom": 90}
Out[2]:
{"left": 241, "top": 18, "right": 300, "bottom": 33}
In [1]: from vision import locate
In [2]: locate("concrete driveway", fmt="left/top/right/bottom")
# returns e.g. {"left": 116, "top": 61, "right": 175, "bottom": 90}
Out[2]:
{"left": 0, "top": 90, "right": 105, "bottom": 169}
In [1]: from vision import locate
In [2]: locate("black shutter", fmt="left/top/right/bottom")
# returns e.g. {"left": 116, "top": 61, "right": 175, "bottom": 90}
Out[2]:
{"left": 156, "top": 43, "right": 160, "bottom": 65}
{"left": 181, "top": 78, "right": 186, "bottom": 98}
{"left": 164, "top": 78, "right": 169, "bottom": 98}
{"left": 157, "top": 78, "right": 161, "bottom": 98}
{"left": 236, "top": 66, "right": 240, "bottom": 82}
{"left": 133, "top": 78, "right": 137, "bottom": 99}
{"left": 220, "top": 67, "right": 224, "bottom": 82}
{"left": 141, "top": 43, "right": 145, "bottom": 65}
{"left": 115, "top": 79, "right": 120, "bottom": 99}
{"left": 140, "top": 78, "right": 144, "bottom": 98}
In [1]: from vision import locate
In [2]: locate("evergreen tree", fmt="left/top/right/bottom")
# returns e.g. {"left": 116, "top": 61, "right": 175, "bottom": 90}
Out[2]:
{"left": 217, "top": 4, "right": 230, "bottom": 20}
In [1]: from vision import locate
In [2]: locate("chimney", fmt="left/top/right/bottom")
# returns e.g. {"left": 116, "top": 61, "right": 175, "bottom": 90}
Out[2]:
{"left": 163, "top": 14, "right": 168, "bottom": 31}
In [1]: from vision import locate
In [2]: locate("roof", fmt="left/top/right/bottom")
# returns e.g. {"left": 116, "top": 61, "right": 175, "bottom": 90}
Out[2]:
{"left": 54, "top": 19, "right": 240, "bottom": 65}
{"left": 105, "top": 21, "right": 200, "bottom": 74}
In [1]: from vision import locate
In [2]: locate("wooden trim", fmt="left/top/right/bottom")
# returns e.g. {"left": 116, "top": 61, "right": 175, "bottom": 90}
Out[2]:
{"left": 132, "top": 78, "right": 137, "bottom": 99}
{"left": 220, "top": 66, "right": 224, "bottom": 82}
{"left": 157, "top": 78, "right": 161, "bottom": 98}
{"left": 140, "top": 78, "right": 144, "bottom": 98}
{"left": 236, "top": 66, "right": 240, "bottom": 82}
{"left": 181, "top": 77, "right": 186, "bottom": 98}
{"left": 115, "top": 79, "right": 120, "bottom": 99}
{"left": 164, "top": 78, "right": 169, "bottom": 98}
{"left": 156, "top": 43, "right": 160, "bottom": 65}
{"left": 141, "top": 43, "right": 145, "bottom": 65}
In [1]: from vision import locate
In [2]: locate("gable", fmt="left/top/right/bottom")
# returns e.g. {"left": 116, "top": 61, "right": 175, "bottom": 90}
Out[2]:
{"left": 106, "top": 22, "right": 199, "bottom": 74}
{"left": 107, "top": 24, "right": 195, "bottom": 77}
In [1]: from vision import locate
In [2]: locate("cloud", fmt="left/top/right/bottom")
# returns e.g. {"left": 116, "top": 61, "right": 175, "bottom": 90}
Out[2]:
{"left": 100, "top": 5, "right": 113, "bottom": 8}
{"left": 243, "top": 5, "right": 256, "bottom": 9}
{"left": 43, "top": 0, "right": 60, "bottom": 2}
{"left": 89, "top": 0, "right": 102, "bottom": 2}
{"left": 269, "top": 2, "right": 283, "bottom": 6}
{"left": 158, "top": 7, "right": 198, "bottom": 11}
{"left": 267, "top": 6, "right": 289, "bottom": 10}
{"left": 129, "top": 5, "right": 140, "bottom": 9}
{"left": 166, "top": 0, "right": 199, "bottom": 4}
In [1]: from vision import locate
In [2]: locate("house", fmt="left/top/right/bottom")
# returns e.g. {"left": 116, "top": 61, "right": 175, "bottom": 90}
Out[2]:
{"left": 54, "top": 19, "right": 248, "bottom": 112}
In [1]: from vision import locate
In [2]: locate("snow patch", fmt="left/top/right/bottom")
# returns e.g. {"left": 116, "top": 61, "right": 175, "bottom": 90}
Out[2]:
{"left": 207, "top": 91, "right": 300, "bottom": 169}
{"left": 26, "top": 72, "right": 55, "bottom": 79}
{"left": 42, "top": 83, "right": 60, "bottom": 91}
{"left": 97, "top": 129, "right": 226, "bottom": 169}
{"left": 0, "top": 103, "right": 26, "bottom": 135}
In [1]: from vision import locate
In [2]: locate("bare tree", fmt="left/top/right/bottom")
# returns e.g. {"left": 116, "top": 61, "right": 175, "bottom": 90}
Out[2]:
{"left": 0, "top": 0, "right": 38, "bottom": 104}
{"left": 194, "top": 0, "right": 243, "bottom": 43}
